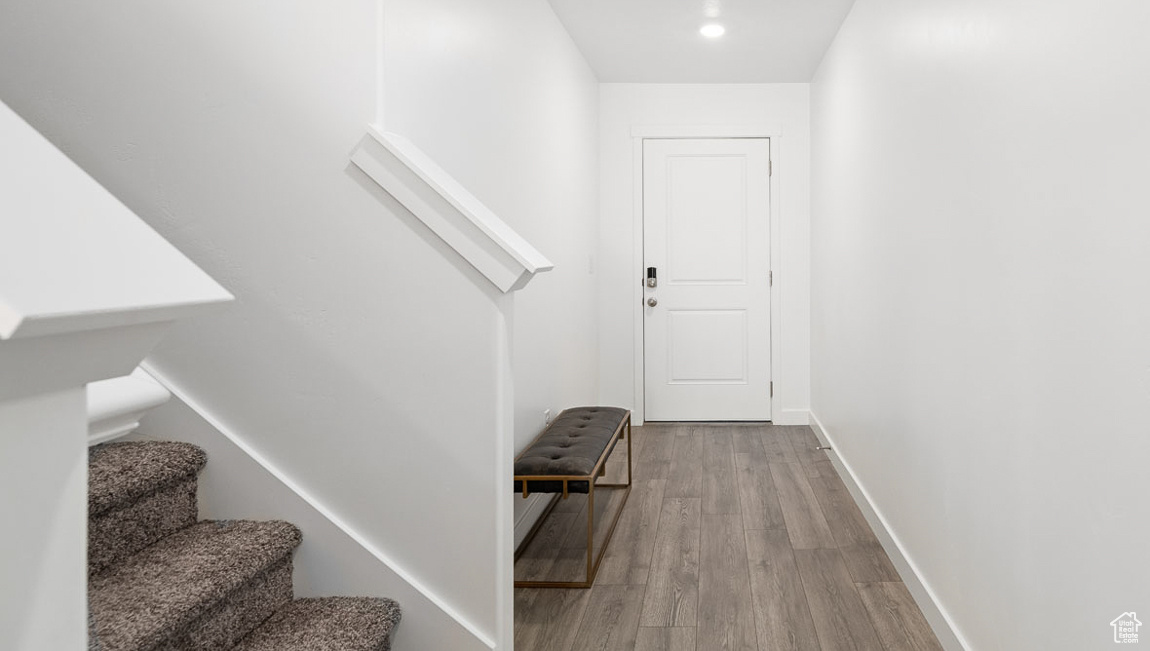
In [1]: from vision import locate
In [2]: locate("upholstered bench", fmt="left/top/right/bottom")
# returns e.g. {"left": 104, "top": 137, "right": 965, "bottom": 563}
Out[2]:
{"left": 513, "top": 406, "right": 632, "bottom": 588}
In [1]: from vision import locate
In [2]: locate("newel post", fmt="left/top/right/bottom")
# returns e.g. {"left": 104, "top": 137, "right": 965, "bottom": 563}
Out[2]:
{"left": 0, "top": 100, "right": 233, "bottom": 651}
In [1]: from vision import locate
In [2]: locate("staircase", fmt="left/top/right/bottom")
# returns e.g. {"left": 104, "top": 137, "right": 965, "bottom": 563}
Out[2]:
{"left": 87, "top": 441, "right": 401, "bottom": 651}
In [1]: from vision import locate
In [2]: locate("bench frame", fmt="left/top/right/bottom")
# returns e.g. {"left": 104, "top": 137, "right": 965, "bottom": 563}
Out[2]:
{"left": 513, "top": 411, "right": 632, "bottom": 589}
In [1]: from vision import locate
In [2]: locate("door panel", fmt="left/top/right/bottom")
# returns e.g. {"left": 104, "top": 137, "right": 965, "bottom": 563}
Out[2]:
{"left": 667, "top": 156, "right": 748, "bottom": 284}
{"left": 643, "top": 138, "right": 771, "bottom": 421}
{"left": 667, "top": 310, "right": 747, "bottom": 383}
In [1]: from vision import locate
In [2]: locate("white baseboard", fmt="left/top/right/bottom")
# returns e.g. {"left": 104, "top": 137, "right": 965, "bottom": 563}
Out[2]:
{"left": 514, "top": 493, "right": 555, "bottom": 550}
{"left": 137, "top": 362, "right": 495, "bottom": 651}
{"left": 772, "top": 408, "right": 811, "bottom": 426}
{"left": 808, "top": 412, "right": 969, "bottom": 651}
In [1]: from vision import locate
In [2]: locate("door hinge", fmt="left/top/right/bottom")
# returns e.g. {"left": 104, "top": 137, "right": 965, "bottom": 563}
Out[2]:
{"left": 769, "top": 270, "right": 773, "bottom": 286}
{"left": 769, "top": 160, "right": 773, "bottom": 177}
{"left": 770, "top": 381, "right": 774, "bottom": 397}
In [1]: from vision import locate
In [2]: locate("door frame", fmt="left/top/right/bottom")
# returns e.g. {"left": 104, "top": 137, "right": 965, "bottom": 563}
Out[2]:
{"left": 631, "top": 125, "right": 783, "bottom": 425}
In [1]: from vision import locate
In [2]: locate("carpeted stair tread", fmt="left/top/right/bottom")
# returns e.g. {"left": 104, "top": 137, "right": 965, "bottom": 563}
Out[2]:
{"left": 89, "top": 441, "right": 207, "bottom": 516}
{"left": 234, "top": 597, "right": 402, "bottom": 651}
{"left": 89, "top": 519, "right": 302, "bottom": 651}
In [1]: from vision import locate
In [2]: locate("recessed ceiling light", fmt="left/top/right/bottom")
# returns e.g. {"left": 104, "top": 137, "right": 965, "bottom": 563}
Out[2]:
{"left": 700, "top": 24, "right": 726, "bottom": 38}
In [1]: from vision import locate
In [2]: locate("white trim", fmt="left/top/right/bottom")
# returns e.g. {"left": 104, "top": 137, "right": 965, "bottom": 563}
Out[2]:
{"left": 1, "top": 300, "right": 228, "bottom": 341}
{"left": 631, "top": 138, "right": 645, "bottom": 424}
{"left": 350, "top": 127, "right": 553, "bottom": 294}
{"left": 492, "top": 296, "right": 515, "bottom": 651}
{"left": 630, "top": 125, "right": 784, "bottom": 139}
{"left": 139, "top": 361, "right": 498, "bottom": 650}
{"left": 630, "top": 125, "right": 783, "bottom": 424}
{"left": 87, "top": 368, "right": 172, "bottom": 446}
{"left": 808, "top": 412, "right": 970, "bottom": 651}
{"left": 766, "top": 135, "right": 783, "bottom": 424}
{"left": 772, "top": 409, "right": 810, "bottom": 426}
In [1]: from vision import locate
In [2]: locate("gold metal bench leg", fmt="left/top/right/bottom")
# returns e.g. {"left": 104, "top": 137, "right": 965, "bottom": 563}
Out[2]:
{"left": 586, "top": 483, "right": 595, "bottom": 587}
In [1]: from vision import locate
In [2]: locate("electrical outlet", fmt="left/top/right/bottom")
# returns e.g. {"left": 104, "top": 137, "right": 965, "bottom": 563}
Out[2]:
{"left": 543, "top": 409, "right": 552, "bottom": 425}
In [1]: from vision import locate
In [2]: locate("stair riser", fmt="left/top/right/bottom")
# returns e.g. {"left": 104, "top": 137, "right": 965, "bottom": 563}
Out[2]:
{"left": 89, "top": 477, "right": 199, "bottom": 577}
{"left": 230, "top": 597, "right": 401, "bottom": 651}
{"left": 156, "top": 558, "right": 294, "bottom": 651}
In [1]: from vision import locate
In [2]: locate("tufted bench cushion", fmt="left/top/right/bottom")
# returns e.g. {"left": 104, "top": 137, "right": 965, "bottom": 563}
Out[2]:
{"left": 514, "top": 406, "right": 629, "bottom": 494}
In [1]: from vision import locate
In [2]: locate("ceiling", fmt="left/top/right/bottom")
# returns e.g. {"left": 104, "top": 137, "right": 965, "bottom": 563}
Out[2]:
{"left": 546, "top": 0, "right": 857, "bottom": 83}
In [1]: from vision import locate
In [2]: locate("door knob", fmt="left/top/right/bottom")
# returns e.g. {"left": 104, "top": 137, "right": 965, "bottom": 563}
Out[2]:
{"left": 647, "top": 297, "right": 658, "bottom": 307}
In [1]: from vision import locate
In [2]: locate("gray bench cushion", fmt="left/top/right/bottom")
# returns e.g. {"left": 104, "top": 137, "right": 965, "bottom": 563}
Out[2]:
{"left": 514, "top": 406, "right": 628, "bottom": 494}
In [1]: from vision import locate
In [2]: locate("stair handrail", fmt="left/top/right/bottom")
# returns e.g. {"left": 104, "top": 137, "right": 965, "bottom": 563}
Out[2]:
{"left": 350, "top": 127, "right": 554, "bottom": 293}
{"left": 87, "top": 368, "right": 172, "bottom": 446}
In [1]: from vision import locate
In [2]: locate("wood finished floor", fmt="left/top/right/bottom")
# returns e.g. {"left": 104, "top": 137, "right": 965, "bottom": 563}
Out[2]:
{"left": 514, "top": 423, "right": 943, "bottom": 651}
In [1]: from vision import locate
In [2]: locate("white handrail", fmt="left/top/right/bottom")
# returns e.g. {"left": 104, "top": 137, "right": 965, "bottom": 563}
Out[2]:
{"left": 350, "top": 127, "right": 554, "bottom": 293}
{"left": 87, "top": 368, "right": 171, "bottom": 446}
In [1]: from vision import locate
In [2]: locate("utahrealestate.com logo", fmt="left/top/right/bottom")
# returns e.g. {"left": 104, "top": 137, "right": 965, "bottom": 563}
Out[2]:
{"left": 1112, "top": 613, "right": 1142, "bottom": 644}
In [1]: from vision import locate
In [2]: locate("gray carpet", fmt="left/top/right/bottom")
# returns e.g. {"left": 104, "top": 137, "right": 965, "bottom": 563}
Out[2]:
{"left": 89, "top": 442, "right": 206, "bottom": 516}
{"left": 89, "top": 442, "right": 205, "bottom": 576}
{"left": 88, "top": 441, "right": 400, "bottom": 651}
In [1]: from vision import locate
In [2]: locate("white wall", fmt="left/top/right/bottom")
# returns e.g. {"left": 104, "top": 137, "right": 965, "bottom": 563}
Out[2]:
{"left": 380, "top": 0, "right": 601, "bottom": 564}
{"left": 382, "top": 0, "right": 600, "bottom": 457}
{"left": 0, "top": 0, "right": 599, "bottom": 647}
{"left": 598, "top": 84, "right": 811, "bottom": 424}
{"left": 811, "top": 1, "right": 1150, "bottom": 649}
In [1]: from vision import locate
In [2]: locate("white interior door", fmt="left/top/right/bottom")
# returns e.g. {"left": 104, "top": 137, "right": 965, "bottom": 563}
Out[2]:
{"left": 643, "top": 138, "right": 771, "bottom": 421}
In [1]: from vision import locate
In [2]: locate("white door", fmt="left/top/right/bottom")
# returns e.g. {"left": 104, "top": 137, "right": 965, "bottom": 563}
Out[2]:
{"left": 643, "top": 138, "right": 771, "bottom": 421}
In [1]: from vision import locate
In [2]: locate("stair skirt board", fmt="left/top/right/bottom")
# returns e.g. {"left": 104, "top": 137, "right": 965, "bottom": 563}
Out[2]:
{"left": 87, "top": 441, "right": 401, "bottom": 651}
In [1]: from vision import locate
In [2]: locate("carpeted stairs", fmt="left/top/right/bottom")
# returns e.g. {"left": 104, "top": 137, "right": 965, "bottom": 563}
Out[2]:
{"left": 88, "top": 441, "right": 401, "bottom": 651}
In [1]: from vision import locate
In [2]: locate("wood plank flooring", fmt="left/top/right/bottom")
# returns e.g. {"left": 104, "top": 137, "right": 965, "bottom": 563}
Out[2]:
{"left": 514, "top": 423, "right": 943, "bottom": 651}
